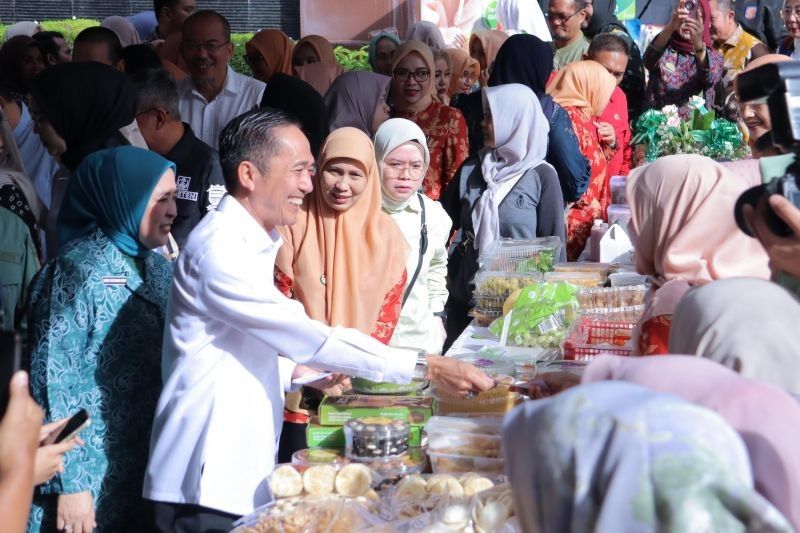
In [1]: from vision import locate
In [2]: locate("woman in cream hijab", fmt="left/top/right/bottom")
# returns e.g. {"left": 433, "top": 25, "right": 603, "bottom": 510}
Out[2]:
{"left": 375, "top": 118, "right": 451, "bottom": 354}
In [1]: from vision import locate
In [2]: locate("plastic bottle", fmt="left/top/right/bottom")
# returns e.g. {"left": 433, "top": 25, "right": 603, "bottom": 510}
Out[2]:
{"left": 589, "top": 219, "right": 609, "bottom": 262}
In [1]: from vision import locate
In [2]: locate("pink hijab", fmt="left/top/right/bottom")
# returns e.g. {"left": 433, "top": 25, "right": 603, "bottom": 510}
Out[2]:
{"left": 582, "top": 355, "right": 800, "bottom": 529}
{"left": 627, "top": 154, "right": 770, "bottom": 288}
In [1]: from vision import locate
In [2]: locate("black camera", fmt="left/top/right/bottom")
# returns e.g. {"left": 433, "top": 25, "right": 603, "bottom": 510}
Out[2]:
{"left": 735, "top": 61, "right": 800, "bottom": 237}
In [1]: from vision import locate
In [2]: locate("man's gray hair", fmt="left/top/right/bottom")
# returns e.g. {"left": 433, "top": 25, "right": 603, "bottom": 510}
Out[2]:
{"left": 130, "top": 68, "right": 181, "bottom": 119}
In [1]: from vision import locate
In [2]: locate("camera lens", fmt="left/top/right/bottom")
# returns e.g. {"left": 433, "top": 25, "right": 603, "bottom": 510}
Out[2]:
{"left": 684, "top": 0, "right": 695, "bottom": 9}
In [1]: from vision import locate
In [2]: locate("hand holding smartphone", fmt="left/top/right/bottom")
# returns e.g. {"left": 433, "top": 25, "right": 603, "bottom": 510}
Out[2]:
{"left": 43, "top": 409, "right": 90, "bottom": 446}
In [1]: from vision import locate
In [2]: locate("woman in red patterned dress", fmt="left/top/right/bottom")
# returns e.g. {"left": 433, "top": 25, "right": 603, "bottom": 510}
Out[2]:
{"left": 390, "top": 40, "right": 469, "bottom": 200}
{"left": 547, "top": 60, "right": 617, "bottom": 260}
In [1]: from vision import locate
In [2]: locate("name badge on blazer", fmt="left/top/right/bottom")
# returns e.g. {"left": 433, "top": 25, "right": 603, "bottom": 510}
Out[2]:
{"left": 102, "top": 276, "right": 127, "bottom": 286}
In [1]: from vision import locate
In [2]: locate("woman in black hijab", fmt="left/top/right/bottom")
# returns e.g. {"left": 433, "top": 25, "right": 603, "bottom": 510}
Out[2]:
{"left": 29, "top": 61, "right": 138, "bottom": 256}
{"left": 450, "top": 34, "right": 591, "bottom": 203}
{"left": 583, "top": 0, "right": 646, "bottom": 122}
{"left": 260, "top": 73, "right": 328, "bottom": 157}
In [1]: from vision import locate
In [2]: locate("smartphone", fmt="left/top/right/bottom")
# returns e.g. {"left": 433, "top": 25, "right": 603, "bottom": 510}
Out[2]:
{"left": 683, "top": 0, "right": 699, "bottom": 19}
{"left": 0, "top": 332, "right": 22, "bottom": 419}
{"left": 46, "top": 409, "right": 91, "bottom": 445}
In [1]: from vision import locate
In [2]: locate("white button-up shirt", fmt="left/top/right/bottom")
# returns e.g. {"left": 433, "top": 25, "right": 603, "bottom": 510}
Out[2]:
{"left": 143, "top": 195, "right": 416, "bottom": 516}
{"left": 177, "top": 65, "right": 266, "bottom": 147}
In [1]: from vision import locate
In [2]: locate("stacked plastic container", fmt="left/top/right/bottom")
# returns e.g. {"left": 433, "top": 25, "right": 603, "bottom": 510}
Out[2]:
{"left": 424, "top": 416, "right": 505, "bottom": 476}
{"left": 469, "top": 238, "right": 563, "bottom": 326}
{"left": 608, "top": 175, "right": 631, "bottom": 228}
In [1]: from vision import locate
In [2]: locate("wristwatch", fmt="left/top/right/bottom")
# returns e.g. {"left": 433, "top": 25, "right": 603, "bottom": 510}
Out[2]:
{"left": 414, "top": 350, "right": 428, "bottom": 380}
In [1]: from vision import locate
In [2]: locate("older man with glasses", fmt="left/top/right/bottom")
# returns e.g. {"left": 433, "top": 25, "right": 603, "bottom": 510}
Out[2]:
{"left": 548, "top": 0, "right": 591, "bottom": 68}
{"left": 176, "top": 10, "right": 265, "bottom": 148}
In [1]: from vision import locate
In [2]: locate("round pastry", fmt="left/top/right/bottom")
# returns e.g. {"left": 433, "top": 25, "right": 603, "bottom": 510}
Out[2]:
{"left": 270, "top": 465, "right": 303, "bottom": 498}
{"left": 461, "top": 475, "right": 495, "bottom": 496}
{"left": 426, "top": 474, "right": 464, "bottom": 497}
{"left": 302, "top": 464, "right": 337, "bottom": 496}
{"left": 334, "top": 463, "right": 373, "bottom": 497}
{"left": 395, "top": 474, "right": 429, "bottom": 501}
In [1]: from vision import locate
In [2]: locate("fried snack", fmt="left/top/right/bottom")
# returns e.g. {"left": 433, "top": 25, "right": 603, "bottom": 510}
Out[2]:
{"left": 395, "top": 474, "right": 429, "bottom": 501}
{"left": 461, "top": 475, "right": 495, "bottom": 496}
{"left": 426, "top": 474, "right": 464, "bottom": 497}
{"left": 334, "top": 463, "right": 373, "bottom": 497}
{"left": 303, "top": 464, "right": 337, "bottom": 496}
{"left": 269, "top": 465, "right": 303, "bottom": 498}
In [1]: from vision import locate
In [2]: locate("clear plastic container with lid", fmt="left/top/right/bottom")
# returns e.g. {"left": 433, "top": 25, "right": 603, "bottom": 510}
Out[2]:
{"left": 453, "top": 354, "right": 516, "bottom": 377}
{"left": 608, "top": 204, "right": 632, "bottom": 228}
{"left": 344, "top": 417, "right": 411, "bottom": 460}
{"left": 610, "top": 175, "right": 628, "bottom": 205}
{"left": 609, "top": 271, "right": 650, "bottom": 287}
{"left": 554, "top": 262, "right": 610, "bottom": 278}
{"left": 478, "top": 237, "right": 562, "bottom": 273}
{"left": 432, "top": 375, "right": 522, "bottom": 415}
{"left": 543, "top": 271, "right": 604, "bottom": 287}
{"left": 472, "top": 271, "right": 543, "bottom": 301}
{"left": 291, "top": 448, "right": 348, "bottom": 471}
{"left": 576, "top": 285, "right": 647, "bottom": 310}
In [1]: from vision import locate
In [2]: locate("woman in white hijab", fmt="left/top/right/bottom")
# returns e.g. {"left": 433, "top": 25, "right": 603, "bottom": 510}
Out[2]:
{"left": 442, "top": 83, "right": 566, "bottom": 345}
{"left": 496, "top": 0, "right": 551, "bottom": 41}
{"left": 375, "top": 118, "right": 452, "bottom": 354}
{"left": 669, "top": 277, "right": 800, "bottom": 395}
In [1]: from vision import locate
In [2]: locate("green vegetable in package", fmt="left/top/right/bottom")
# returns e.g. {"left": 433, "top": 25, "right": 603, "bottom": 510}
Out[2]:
{"left": 489, "top": 282, "right": 578, "bottom": 348}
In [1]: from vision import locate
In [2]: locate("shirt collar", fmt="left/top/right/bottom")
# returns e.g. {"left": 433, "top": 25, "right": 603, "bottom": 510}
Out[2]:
{"left": 722, "top": 25, "right": 744, "bottom": 49}
{"left": 217, "top": 195, "right": 282, "bottom": 253}
{"left": 166, "top": 123, "right": 198, "bottom": 162}
{"left": 183, "top": 65, "right": 241, "bottom": 103}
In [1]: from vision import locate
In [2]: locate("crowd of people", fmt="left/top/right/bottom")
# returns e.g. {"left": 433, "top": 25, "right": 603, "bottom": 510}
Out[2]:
{"left": 0, "top": 0, "right": 799, "bottom": 530}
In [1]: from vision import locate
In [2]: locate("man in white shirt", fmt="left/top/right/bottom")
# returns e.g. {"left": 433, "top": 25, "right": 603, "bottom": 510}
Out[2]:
{"left": 176, "top": 10, "right": 265, "bottom": 147}
{"left": 143, "top": 109, "right": 493, "bottom": 531}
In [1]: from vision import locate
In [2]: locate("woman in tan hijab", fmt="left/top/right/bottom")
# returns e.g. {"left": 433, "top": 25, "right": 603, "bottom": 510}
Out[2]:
{"left": 292, "top": 34, "right": 345, "bottom": 95}
{"left": 444, "top": 47, "right": 480, "bottom": 98}
{"left": 245, "top": 29, "right": 295, "bottom": 83}
{"left": 275, "top": 127, "right": 409, "bottom": 341}
{"left": 469, "top": 30, "right": 508, "bottom": 86}
{"left": 389, "top": 41, "right": 469, "bottom": 200}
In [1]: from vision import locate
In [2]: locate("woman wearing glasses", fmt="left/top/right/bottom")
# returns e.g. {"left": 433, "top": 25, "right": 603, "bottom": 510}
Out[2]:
{"left": 643, "top": 0, "right": 724, "bottom": 118}
{"left": 778, "top": 0, "right": 800, "bottom": 57}
{"left": 375, "top": 118, "right": 452, "bottom": 354}
{"left": 389, "top": 41, "right": 469, "bottom": 201}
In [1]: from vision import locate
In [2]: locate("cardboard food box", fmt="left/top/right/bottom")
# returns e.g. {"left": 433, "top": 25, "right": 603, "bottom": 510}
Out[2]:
{"left": 306, "top": 419, "right": 425, "bottom": 448}
{"left": 318, "top": 395, "right": 434, "bottom": 426}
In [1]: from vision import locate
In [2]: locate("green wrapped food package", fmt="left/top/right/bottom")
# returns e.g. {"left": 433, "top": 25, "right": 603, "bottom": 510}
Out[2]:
{"left": 489, "top": 282, "right": 579, "bottom": 348}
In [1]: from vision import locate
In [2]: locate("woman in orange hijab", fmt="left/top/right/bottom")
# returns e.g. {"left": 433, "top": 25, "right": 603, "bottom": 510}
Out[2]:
{"left": 546, "top": 60, "right": 617, "bottom": 260}
{"left": 293, "top": 34, "right": 346, "bottom": 95}
{"left": 444, "top": 48, "right": 480, "bottom": 98}
{"left": 389, "top": 41, "right": 469, "bottom": 200}
{"left": 469, "top": 30, "right": 508, "bottom": 86}
{"left": 275, "top": 127, "right": 409, "bottom": 343}
{"left": 245, "top": 29, "right": 295, "bottom": 83}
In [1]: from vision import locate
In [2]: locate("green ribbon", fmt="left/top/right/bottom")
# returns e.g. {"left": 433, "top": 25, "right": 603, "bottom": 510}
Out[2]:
{"left": 632, "top": 109, "right": 667, "bottom": 146}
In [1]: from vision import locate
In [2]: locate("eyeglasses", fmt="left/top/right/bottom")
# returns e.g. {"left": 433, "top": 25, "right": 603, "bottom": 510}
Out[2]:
{"left": 182, "top": 41, "right": 230, "bottom": 54}
{"left": 136, "top": 107, "right": 168, "bottom": 117}
{"left": 383, "top": 161, "right": 426, "bottom": 177}
{"left": 545, "top": 10, "right": 582, "bottom": 24}
{"left": 393, "top": 68, "right": 430, "bottom": 82}
{"left": 782, "top": 7, "right": 800, "bottom": 19}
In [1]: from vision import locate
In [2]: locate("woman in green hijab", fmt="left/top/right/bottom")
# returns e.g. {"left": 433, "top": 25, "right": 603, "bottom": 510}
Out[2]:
{"left": 27, "top": 146, "right": 177, "bottom": 532}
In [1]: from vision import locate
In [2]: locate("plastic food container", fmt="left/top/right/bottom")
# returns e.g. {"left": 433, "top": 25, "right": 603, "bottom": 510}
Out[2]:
{"left": 267, "top": 462, "right": 376, "bottom": 500}
{"left": 291, "top": 448, "right": 348, "bottom": 470}
{"left": 609, "top": 272, "right": 650, "bottom": 287}
{"left": 427, "top": 431, "right": 502, "bottom": 459}
{"left": 561, "top": 306, "right": 644, "bottom": 360}
{"left": 428, "top": 451, "right": 505, "bottom": 475}
{"left": 577, "top": 285, "right": 647, "bottom": 310}
{"left": 366, "top": 447, "right": 427, "bottom": 489}
{"left": 543, "top": 271, "right": 604, "bottom": 287}
{"left": 432, "top": 376, "right": 522, "bottom": 415}
{"left": 424, "top": 415, "right": 504, "bottom": 436}
{"left": 351, "top": 377, "right": 425, "bottom": 395}
{"left": 610, "top": 175, "right": 627, "bottom": 205}
{"left": 472, "top": 271, "right": 544, "bottom": 300}
{"left": 454, "top": 354, "right": 516, "bottom": 378}
{"left": 469, "top": 307, "right": 503, "bottom": 326}
{"left": 344, "top": 417, "right": 411, "bottom": 460}
{"left": 553, "top": 262, "right": 610, "bottom": 279}
{"left": 608, "top": 204, "right": 632, "bottom": 228}
{"left": 478, "top": 238, "right": 562, "bottom": 273}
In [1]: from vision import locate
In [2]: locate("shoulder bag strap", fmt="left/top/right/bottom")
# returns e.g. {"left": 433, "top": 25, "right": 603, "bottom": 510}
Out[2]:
{"left": 401, "top": 193, "right": 428, "bottom": 308}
